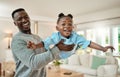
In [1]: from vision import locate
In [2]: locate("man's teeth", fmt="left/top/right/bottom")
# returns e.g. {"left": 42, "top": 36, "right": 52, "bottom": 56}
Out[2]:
{"left": 24, "top": 22, "right": 29, "bottom": 25}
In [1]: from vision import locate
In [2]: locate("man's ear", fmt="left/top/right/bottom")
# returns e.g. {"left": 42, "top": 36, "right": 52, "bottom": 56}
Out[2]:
{"left": 14, "top": 22, "right": 17, "bottom": 26}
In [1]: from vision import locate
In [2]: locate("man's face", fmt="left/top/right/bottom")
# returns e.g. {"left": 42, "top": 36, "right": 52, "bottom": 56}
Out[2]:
{"left": 56, "top": 17, "right": 73, "bottom": 38}
{"left": 13, "top": 10, "right": 31, "bottom": 34}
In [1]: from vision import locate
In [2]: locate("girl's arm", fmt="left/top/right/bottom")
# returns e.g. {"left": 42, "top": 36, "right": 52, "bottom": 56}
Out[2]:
{"left": 89, "top": 41, "right": 115, "bottom": 52}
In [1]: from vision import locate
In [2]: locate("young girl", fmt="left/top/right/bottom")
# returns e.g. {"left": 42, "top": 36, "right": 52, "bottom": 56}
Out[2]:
{"left": 28, "top": 13, "right": 115, "bottom": 59}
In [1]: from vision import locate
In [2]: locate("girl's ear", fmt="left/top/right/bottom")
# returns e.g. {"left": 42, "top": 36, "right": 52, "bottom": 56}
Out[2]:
{"left": 72, "top": 26, "right": 75, "bottom": 31}
{"left": 56, "top": 26, "right": 59, "bottom": 31}
{"left": 72, "top": 26, "right": 74, "bottom": 29}
{"left": 73, "top": 25, "right": 77, "bottom": 31}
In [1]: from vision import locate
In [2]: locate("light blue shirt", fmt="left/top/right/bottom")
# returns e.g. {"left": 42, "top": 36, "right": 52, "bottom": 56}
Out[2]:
{"left": 43, "top": 31, "right": 90, "bottom": 59}
{"left": 11, "top": 32, "right": 61, "bottom": 77}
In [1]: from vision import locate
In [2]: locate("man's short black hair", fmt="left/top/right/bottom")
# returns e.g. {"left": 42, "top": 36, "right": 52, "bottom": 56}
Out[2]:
{"left": 12, "top": 8, "right": 25, "bottom": 19}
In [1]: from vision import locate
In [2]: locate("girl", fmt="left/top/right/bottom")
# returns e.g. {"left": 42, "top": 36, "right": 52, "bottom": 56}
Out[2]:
{"left": 28, "top": 13, "right": 115, "bottom": 59}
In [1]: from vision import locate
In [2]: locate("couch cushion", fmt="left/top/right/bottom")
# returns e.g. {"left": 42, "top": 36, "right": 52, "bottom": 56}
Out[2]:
{"left": 68, "top": 54, "right": 80, "bottom": 65}
{"left": 90, "top": 55, "right": 106, "bottom": 69}
{"left": 105, "top": 56, "right": 116, "bottom": 64}
{"left": 79, "top": 54, "right": 90, "bottom": 67}
{"left": 76, "top": 66, "right": 97, "bottom": 76}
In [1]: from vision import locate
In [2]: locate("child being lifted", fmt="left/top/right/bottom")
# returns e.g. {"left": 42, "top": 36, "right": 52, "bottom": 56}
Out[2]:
{"left": 27, "top": 13, "right": 114, "bottom": 59}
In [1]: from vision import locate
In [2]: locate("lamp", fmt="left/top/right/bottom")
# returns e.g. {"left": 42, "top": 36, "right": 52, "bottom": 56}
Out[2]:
{"left": 5, "top": 33, "right": 13, "bottom": 49}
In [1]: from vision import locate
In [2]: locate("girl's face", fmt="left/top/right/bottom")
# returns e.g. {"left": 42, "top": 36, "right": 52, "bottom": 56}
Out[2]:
{"left": 56, "top": 17, "right": 74, "bottom": 38}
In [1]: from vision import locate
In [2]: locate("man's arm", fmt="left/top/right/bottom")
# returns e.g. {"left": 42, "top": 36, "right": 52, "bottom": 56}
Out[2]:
{"left": 37, "top": 40, "right": 75, "bottom": 51}
{"left": 11, "top": 38, "right": 74, "bottom": 70}
{"left": 11, "top": 38, "right": 60, "bottom": 70}
{"left": 56, "top": 40, "right": 75, "bottom": 51}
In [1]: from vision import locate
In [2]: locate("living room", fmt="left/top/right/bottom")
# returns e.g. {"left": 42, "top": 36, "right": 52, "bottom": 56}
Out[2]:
{"left": 0, "top": 0, "right": 120, "bottom": 77}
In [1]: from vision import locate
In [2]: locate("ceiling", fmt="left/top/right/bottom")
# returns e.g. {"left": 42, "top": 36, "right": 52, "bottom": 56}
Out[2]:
{"left": 0, "top": 0, "right": 120, "bottom": 24}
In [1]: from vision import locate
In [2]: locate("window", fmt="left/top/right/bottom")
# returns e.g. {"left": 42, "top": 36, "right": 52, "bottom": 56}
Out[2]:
{"left": 118, "top": 26, "right": 120, "bottom": 52}
{"left": 76, "top": 26, "right": 120, "bottom": 55}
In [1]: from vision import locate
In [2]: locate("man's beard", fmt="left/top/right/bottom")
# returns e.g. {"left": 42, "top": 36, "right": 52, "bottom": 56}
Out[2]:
{"left": 21, "top": 29, "right": 31, "bottom": 34}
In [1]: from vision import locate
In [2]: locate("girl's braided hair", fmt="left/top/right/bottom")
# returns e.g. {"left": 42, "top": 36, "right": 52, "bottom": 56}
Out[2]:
{"left": 57, "top": 13, "right": 73, "bottom": 24}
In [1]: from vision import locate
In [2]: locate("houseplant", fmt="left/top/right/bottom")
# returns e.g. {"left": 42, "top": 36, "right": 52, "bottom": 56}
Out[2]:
{"left": 53, "top": 60, "right": 61, "bottom": 66}
{"left": 52, "top": 60, "right": 62, "bottom": 72}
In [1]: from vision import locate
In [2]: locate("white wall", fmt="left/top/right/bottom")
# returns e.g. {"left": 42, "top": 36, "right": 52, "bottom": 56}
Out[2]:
{"left": 75, "top": 7, "right": 120, "bottom": 30}
{"left": 37, "top": 22, "right": 56, "bottom": 39}
{"left": 0, "top": 20, "right": 15, "bottom": 59}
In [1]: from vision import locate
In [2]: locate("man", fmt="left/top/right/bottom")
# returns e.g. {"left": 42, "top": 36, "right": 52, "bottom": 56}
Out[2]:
{"left": 11, "top": 8, "right": 74, "bottom": 77}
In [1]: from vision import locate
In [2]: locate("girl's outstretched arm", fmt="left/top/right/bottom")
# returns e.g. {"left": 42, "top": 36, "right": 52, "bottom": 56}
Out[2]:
{"left": 89, "top": 41, "right": 115, "bottom": 52}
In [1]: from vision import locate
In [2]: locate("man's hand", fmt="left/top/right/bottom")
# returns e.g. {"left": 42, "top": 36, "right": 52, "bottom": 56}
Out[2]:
{"left": 56, "top": 40, "right": 75, "bottom": 51}
{"left": 27, "top": 41, "right": 37, "bottom": 50}
{"left": 27, "top": 41, "right": 44, "bottom": 50}
{"left": 36, "top": 42, "right": 44, "bottom": 48}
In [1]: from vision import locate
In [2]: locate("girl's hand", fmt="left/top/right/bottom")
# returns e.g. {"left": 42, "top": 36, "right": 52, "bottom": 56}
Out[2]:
{"left": 104, "top": 46, "right": 115, "bottom": 52}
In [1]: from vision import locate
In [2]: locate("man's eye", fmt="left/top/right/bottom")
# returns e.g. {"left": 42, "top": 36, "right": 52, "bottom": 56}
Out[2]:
{"left": 17, "top": 18, "right": 22, "bottom": 21}
{"left": 24, "top": 16, "right": 29, "bottom": 19}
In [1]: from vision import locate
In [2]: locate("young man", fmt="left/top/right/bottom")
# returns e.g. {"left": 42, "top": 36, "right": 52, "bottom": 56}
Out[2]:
{"left": 11, "top": 8, "right": 74, "bottom": 77}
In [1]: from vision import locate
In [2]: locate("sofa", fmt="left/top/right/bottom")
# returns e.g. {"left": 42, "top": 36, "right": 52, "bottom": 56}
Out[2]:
{"left": 60, "top": 54, "right": 118, "bottom": 77}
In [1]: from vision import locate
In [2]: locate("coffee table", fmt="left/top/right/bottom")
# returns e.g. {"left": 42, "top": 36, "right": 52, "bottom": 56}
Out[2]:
{"left": 47, "top": 67, "right": 84, "bottom": 77}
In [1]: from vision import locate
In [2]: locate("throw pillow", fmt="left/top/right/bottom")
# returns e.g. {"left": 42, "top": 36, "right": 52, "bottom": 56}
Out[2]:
{"left": 91, "top": 55, "right": 106, "bottom": 69}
